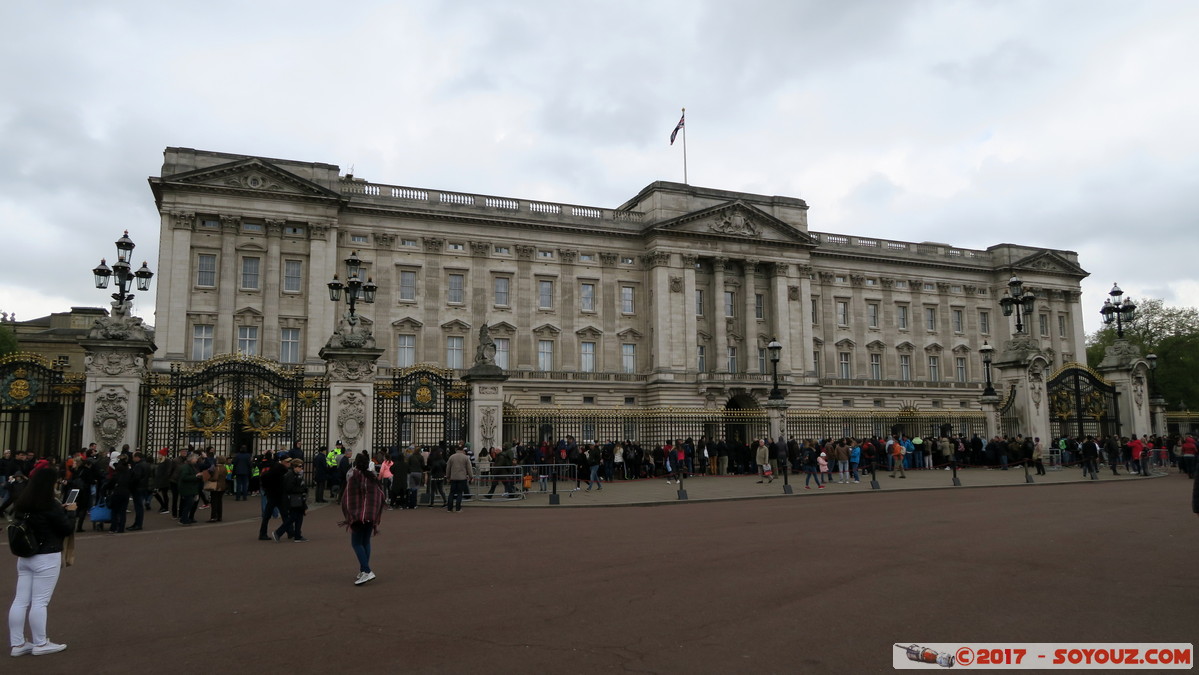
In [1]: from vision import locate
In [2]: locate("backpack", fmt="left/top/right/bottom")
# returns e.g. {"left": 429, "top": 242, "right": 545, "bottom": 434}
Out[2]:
{"left": 7, "top": 513, "right": 38, "bottom": 558}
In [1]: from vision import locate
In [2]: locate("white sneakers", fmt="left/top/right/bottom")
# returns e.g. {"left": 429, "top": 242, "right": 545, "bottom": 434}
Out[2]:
{"left": 11, "top": 641, "right": 67, "bottom": 656}
{"left": 354, "top": 571, "right": 376, "bottom": 586}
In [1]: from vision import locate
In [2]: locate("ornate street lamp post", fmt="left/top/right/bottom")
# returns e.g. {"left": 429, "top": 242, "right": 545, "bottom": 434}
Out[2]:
{"left": 998, "top": 274, "right": 1036, "bottom": 334}
{"left": 92, "top": 230, "right": 154, "bottom": 316}
{"left": 767, "top": 337, "right": 783, "bottom": 400}
{"left": 1099, "top": 283, "right": 1137, "bottom": 338}
{"left": 326, "top": 251, "right": 378, "bottom": 318}
{"left": 979, "top": 341, "right": 996, "bottom": 397}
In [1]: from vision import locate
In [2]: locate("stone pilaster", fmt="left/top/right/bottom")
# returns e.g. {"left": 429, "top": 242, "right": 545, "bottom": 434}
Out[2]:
{"left": 713, "top": 257, "right": 728, "bottom": 373}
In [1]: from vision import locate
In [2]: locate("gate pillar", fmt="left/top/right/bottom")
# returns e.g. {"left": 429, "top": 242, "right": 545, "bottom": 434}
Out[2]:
{"left": 992, "top": 336, "right": 1052, "bottom": 442}
{"left": 80, "top": 337, "right": 155, "bottom": 453}
{"left": 463, "top": 323, "right": 509, "bottom": 453}
{"left": 321, "top": 346, "right": 384, "bottom": 456}
{"left": 979, "top": 393, "right": 1000, "bottom": 441}
{"left": 1098, "top": 340, "right": 1151, "bottom": 438}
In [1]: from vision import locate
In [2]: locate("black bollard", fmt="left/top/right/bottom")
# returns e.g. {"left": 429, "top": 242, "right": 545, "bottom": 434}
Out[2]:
{"left": 677, "top": 466, "right": 688, "bottom": 500}
{"left": 951, "top": 459, "right": 961, "bottom": 487}
{"left": 782, "top": 461, "right": 793, "bottom": 495}
{"left": 870, "top": 461, "right": 881, "bottom": 490}
{"left": 1023, "top": 460, "right": 1034, "bottom": 484}
{"left": 549, "top": 462, "right": 560, "bottom": 505}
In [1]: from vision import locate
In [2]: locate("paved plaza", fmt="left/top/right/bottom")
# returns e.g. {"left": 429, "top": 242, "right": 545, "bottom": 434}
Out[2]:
{"left": 4, "top": 469, "right": 1196, "bottom": 674}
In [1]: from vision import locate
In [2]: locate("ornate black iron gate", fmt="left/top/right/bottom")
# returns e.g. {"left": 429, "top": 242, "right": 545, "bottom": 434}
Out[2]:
{"left": 141, "top": 354, "right": 328, "bottom": 467}
{"left": 1047, "top": 364, "right": 1120, "bottom": 440}
{"left": 0, "top": 353, "right": 84, "bottom": 459}
{"left": 373, "top": 366, "right": 470, "bottom": 451}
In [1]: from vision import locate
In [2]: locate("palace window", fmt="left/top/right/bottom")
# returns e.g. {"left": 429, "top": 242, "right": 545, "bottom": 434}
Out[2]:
{"left": 836, "top": 300, "right": 849, "bottom": 326}
{"left": 956, "top": 357, "right": 967, "bottom": 383}
{"left": 580, "top": 283, "right": 595, "bottom": 312}
{"left": 897, "top": 305, "right": 909, "bottom": 330}
{"left": 622, "top": 344, "right": 636, "bottom": 374}
{"left": 493, "top": 277, "right": 510, "bottom": 306}
{"left": 447, "top": 273, "right": 465, "bottom": 304}
{"left": 192, "top": 325, "right": 213, "bottom": 361}
{"left": 870, "top": 353, "right": 882, "bottom": 380}
{"left": 280, "top": 328, "right": 301, "bottom": 363}
{"left": 539, "top": 280, "right": 554, "bottom": 309}
{"left": 867, "top": 303, "right": 879, "bottom": 328}
{"left": 724, "top": 291, "right": 735, "bottom": 318}
{"left": 581, "top": 341, "right": 596, "bottom": 372}
{"left": 240, "top": 257, "right": 261, "bottom": 290}
{"left": 446, "top": 336, "right": 464, "bottom": 369}
{"left": 979, "top": 310, "right": 991, "bottom": 334}
{"left": 494, "top": 338, "right": 509, "bottom": 369}
{"left": 695, "top": 289, "right": 705, "bottom": 317}
{"left": 621, "top": 286, "right": 635, "bottom": 314}
{"left": 399, "top": 271, "right": 417, "bottom": 301}
{"left": 237, "top": 326, "right": 259, "bottom": 356}
{"left": 899, "top": 354, "right": 911, "bottom": 381}
{"left": 928, "top": 355, "right": 940, "bottom": 381}
{"left": 537, "top": 340, "right": 555, "bottom": 370}
{"left": 196, "top": 254, "right": 217, "bottom": 288}
{"left": 755, "top": 293, "right": 764, "bottom": 320}
{"left": 283, "top": 260, "right": 303, "bottom": 293}
{"left": 396, "top": 335, "right": 415, "bottom": 367}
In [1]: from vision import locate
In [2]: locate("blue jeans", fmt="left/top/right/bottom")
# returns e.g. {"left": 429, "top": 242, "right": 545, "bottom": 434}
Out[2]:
{"left": 350, "top": 523, "right": 373, "bottom": 573}
{"left": 132, "top": 489, "right": 146, "bottom": 528}
{"left": 235, "top": 475, "right": 248, "bottom": 499}
{"left": 804, "top": 469, "right": 821, "bottom": 486}
{"left": 588, "top": 464, "right": 602, "bottom": 488}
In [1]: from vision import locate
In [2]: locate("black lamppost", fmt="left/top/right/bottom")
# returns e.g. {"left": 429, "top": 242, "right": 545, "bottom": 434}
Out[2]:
{"left": 998, "top": 274, "right": 1036, "bottom": 334}
{"left": 326, "top": 251, "right": 378, "bottom": 318}
{"left": 979, "top": 341, "right": 996, "bottom": 397}
{"left": 92, "top": 230, "right": 154, "bottom": 314}
{"left": 1099, "top": 283, "right": 1137, "bottom": 338}
{"left": 767, "top": 337, "right": 783, "bottom": 400}
{"left": 1146, "top": 353, "right": 1159, "bottom": 436}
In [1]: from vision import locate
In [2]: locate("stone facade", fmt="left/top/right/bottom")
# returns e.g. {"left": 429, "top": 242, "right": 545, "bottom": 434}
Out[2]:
{"left": 149, "top": 148, "right": 1089, "bottom": 412}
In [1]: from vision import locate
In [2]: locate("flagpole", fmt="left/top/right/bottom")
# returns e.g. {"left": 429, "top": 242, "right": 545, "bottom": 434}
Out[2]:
{"left": 681, "top": 107, "right": 688, "bottom": 185}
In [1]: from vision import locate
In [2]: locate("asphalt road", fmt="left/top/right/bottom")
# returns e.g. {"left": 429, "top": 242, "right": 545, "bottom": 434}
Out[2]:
{"left": 4, "top": 474, "right": 1196, "bottom": 674}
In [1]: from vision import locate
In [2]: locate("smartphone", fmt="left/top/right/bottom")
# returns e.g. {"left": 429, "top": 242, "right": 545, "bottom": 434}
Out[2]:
{"left": 65, "top": 489, "right": 79, "bottom": 505}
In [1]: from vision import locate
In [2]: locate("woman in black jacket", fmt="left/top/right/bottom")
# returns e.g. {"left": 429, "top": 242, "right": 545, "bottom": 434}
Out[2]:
{"left": 105, "top": 460, "right": 133, "bottom": 534}
{"left": 8, "top": 466, "right": 75, "bottom": 657}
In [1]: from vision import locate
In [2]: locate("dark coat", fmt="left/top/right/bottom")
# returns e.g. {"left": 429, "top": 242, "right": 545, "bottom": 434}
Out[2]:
{"left": 19, "top": 503, "right": 74, "bottom": 555}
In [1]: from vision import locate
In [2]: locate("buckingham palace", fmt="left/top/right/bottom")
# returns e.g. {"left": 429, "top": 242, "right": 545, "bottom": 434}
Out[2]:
{"left": 133, "top": 147, "right": 1097, "bottom": 451}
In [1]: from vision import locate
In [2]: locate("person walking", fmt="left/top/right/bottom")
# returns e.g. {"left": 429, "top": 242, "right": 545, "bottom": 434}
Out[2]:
{"left": 340, "top": 452, "right": 385, "bottom": 585}
{"left": 446, "top": 445, "right": 471, "bottom": 512}
{"left": 273, "top": 459, "right": 308, "bottom": 542}
{"left": 7, "top": 466, "right": 75, "bottom": 657}
{"left": 754, "top": 439, "right": 773, "bottom": 484}
{"left": 1033, "top": 438, "right": 1046, "bottom": 476}
{"left": 586, "top": 444, "right": 603, "bottom": 491}
{"left": 889, "top": 437, "right": 907, "bottom": 478}
{"left": 257, "top": 451, "right": 286, "bottom": 540}
{"left": 232, "top": 445, "right": 252, "bottom": 501}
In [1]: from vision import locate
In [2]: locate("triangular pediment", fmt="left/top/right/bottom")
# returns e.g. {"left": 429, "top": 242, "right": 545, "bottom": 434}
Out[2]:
{"left": 440, "top": 319, "right": 471, "bottom": 332}
{"left": 895, "top": 341, "right": 915, "bottom": 353}
{"left": 391, "top": 317, "right": 423, "bottom": 330}
{"left": 575, "top": 326, "right": 603, "bottom": 339}
{"left": 951, "top": 343, "right": 971, "bottom": 354}
{"left": 233, "top": 307, "right": 263, "bottom": 317}
{"left": 696, "top": 330, "right": 712, "bottom": 341}
{"left": 160, "top": 157, "right": 342, "bottom": 200}
{"left": 867, "top": 340, "right": 887, "bottom": 352}
{"left": 616, "top": 328, "right": 643, "bottom": 341}
{"left": 486, "top": 321, "right": 516, "bottom": 335}
{"left": 649, "top": 201, "right": 816, "bottom": 246}
{"left": 1011, "top": 250, "right": 1088, "bottom": 277}
{"left": 924, "top": 342, "right": 943, "bottom": 354}
{"left": 533, "top": 323, "right": 561, "bottom": 337}
{"left": 835, "top": 338, "right": 856, "bottom": 349}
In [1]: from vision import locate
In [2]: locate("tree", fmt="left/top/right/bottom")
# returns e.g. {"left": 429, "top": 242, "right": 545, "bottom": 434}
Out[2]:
{"left": 0, "top": 324, "right": 16, "bottom": 358}
{"left": 1086, "top": 298, "right": 1199, "bottom": 409}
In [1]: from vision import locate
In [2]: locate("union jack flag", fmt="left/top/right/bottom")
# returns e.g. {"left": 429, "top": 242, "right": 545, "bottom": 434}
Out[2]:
{"left": 670, "top": 113, "right": 685, "bottom": 145}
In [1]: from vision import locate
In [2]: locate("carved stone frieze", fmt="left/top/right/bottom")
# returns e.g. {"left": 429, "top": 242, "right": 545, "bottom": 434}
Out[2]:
{"left": 850, "top": 274, "right": 866, "bottom": 287}
{"left": 795, "top": 263, "right": 813, "bottom": 276}
{"left": 641, "top": 251, "right": 671, "bottom": 267}
{"left": 219, "top": 215, "right": 241, "bottom": 231}
{"left": 265, "top": 219, "right": 285, "bottom": 237}
{"left": 309, "top": 223, "right": 330, "bottom": 241}
{"left": 469, "top": 241, "right": 490, "bottom": 257}
{"left": 909, "top": 279, "right": 924, "bottom": 290}
{"left": 88, "top": 313, "right": 152, "bottom": 342}
{"left": 680, "top": 253, "right": 698, "bottom": 268}
{"left": 93, "top": 386, "right": 128, "bottom": 448}
{"left": 477, "top": 385, "right": 500, "bottom": 395}
{"left": 818, "top": 271, "right": 835, "bottom": 283}
{"left": 335, "top": 391, "right": 367, "bottom": 451}
{"left": 422, "top": 237, "right": 444, "bottom": 252}
{"left": 325, "top": 312, "right": 376, "bottom": 350}
{"left": 936, "top": 282, "right": 950, "bottom": 293}
{"left": 713, "top": 257, "right": 729, "bottom": 272}
{"left": 710, "top": 211, "right": 760, "bottom": 237}
{"left": 480, "top": 406, "right": 498, "bottom": 446}
{"left": 599, "top": 251, "right": 618, "bottom": 266}
{"left": 558, "top": 248, "right": 578, "bottom": 264}
{"left": 788, "top": 286, "right": 800, "bottom": 301}
{"left": 963, "top": 284, "right": 977, "bottom": 295}
{"left": 880, "top": 277, "right": 895, "bottom": 289}
{"left": 743, "top": 259, "right": 759, "bottom": 275}
{"left": 85, "top": 350, "right": 146, "bottom": 376}
{"left": 670, "top": 276, "right": 683, "bottom": 293}
{"left": 327, "top": 358, "right": 376, "bottom": 381}
{"left": 516, "top": 245, "right": 536, "bottom": 261}
{"left": 375, "top": 233, "right": 397, "bottom": 248}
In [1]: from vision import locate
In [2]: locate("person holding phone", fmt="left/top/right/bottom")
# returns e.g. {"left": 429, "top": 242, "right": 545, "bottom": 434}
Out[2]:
{"left": 8, "top": 467, "right": 75, "bottom": 657}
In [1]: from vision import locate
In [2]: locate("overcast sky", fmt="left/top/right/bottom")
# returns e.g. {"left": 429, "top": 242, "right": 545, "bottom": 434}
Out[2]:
{"left": 1, "top": 0, "right": 1196, "bottom": 338}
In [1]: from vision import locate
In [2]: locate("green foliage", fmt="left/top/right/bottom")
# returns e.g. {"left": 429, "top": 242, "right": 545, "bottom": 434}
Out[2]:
{"left": 0, "top": 324, "right": 16, "bottom": 357}
{"left": 1086, "top": 298, "right": 1199, "bottom": 409}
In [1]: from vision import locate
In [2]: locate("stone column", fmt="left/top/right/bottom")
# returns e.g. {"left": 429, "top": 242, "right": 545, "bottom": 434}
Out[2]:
{"left": 743, "top": 259, "right": 759, "bottom": 373}
{"left": 644, "top": 250, "right": 672, "bottom": 373}
{"left": 263, "top": 219, "right": 284, "bottom": 359}
{"left": 216, "top": 215, "right": 240, "bottom": 354}
{"left": 320, "top": 346, "right": 385, "bottom": 455}
{"left": 681, "top": 254, "right": 698, "bottom": 377}
{"left": 421, "top": 237, "right": 444, "bottom": 363}
{"left": 992, "top": 337, "right": 1052, "bottom": 444}
{"left": 713, "top": 257, "right": 729, "bottom": 372}
{"left": 81, "top": 338, "right": 156, "bottom": 453}
{"left": 796, "top": 264, "right": 815, "bottom": 379}
{"left": 160, "top": 212, "right": 194, "bottom": 360}
{"left": 305, "top": 223, "right": 334, "bottom": 362}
